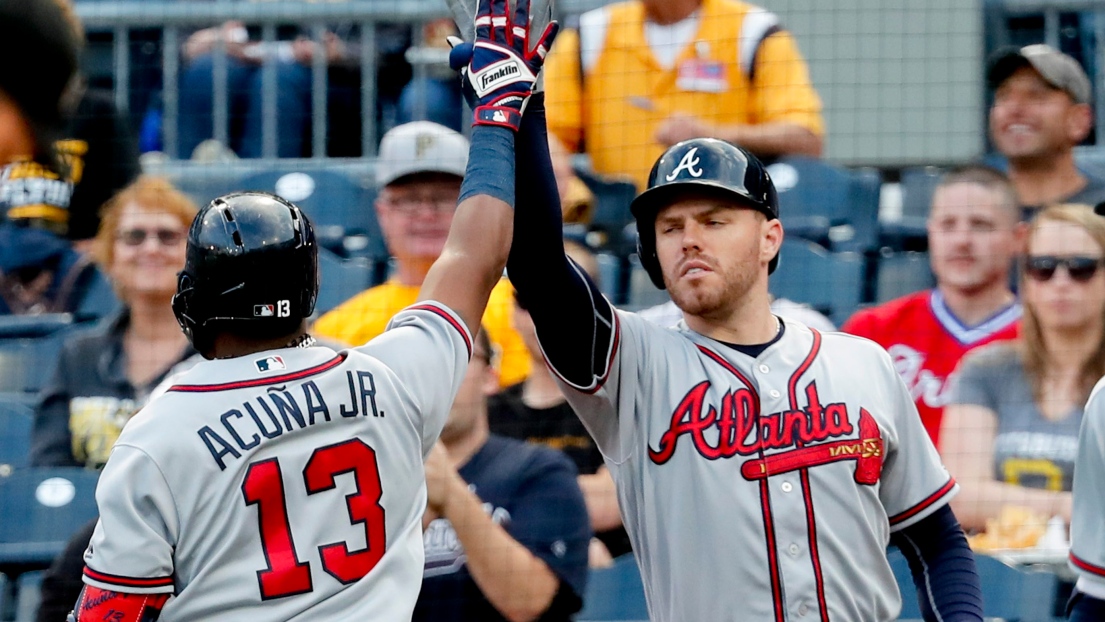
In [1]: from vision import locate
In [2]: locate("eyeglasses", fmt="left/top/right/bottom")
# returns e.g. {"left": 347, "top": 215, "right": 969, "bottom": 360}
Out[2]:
{"left": 117, "top": 228, "right": 186, "bottom": 247}
{"left": 385, "top": 195, "right": 456, "bottom": 215}
{"left": 1024, "top": 255, "right": 1105, "bottom": 282}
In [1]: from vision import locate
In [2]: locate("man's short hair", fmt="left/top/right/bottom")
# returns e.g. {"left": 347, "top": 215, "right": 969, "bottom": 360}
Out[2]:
{"left": 934, "top": 164, "right": 1019, "bottom": 218}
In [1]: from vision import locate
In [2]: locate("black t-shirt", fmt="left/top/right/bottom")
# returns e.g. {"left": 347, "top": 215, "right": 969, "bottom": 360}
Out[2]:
{"left": 488, "top": 384, "right": 634, "bottom": 558}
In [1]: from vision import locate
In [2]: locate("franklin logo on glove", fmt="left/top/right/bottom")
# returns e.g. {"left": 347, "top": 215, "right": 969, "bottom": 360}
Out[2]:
{"left": 479, "top": 60, "right": 522, "bottom": 92}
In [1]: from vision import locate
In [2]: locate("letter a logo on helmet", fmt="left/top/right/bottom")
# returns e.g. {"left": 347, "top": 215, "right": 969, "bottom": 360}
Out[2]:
{"left": 665, "top": 147, "right": 704, "bottom": 181}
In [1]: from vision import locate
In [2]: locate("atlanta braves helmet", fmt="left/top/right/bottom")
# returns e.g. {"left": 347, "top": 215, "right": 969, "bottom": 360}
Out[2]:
{"left": 630, "top": 138, "right": 779, "bottom": 289}
{"left": 172, "top": 192, "right": 318, "bottom": 357}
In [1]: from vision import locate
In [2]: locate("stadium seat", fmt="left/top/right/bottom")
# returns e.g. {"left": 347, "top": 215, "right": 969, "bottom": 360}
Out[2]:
{"left": 577, "top": 554, "right": 648, "bottom": 622}
{"left": 14, "top": 571, "right": 42, "bottom": 622}
{"left": 0, "top": 315, "right": 83, "bottom": 395}
{"left": 171, "top": 173, "right": 248, "bottom": 211}
{"left": 73, "top": 267, "right": 122, "bottom": 322}
{"left": 769, "top": 240, "right": 865, "bottom": 325}
{"left": 879, "top": 166, "right": 943, "bottom": 251}
{"left": 766, "top": 157, "right": 882, "bottom": 254}
{"left": 315, "top": 249, "right": 373, "bottom": 317}
{"left": 574, "top": 168, "right": 639, "bottom": 257}
{"left": 238, "top": 170, "right": 389, "bottom": 266}
{"left": 0, "top": 397, "right": 33, "bottom": 476}
{"left": 875, "top": 250, "right": 935, "bottom": 304}
{"left": 0, "top": 571, "right": 8, "bottom": 620}
{"left": 624, "top": 255, "right": 670, "bottom": 312}
{"left": 0, "top": 468, "right": 99, "bottom": 569}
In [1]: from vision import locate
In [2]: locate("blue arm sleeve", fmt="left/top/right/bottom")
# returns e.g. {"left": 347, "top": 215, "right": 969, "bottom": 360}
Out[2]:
{"left": 507, "top": 93, "right": 615, "bottom": 387}
{"left": 890, "top": 504, "right": 983, "bottom": 622}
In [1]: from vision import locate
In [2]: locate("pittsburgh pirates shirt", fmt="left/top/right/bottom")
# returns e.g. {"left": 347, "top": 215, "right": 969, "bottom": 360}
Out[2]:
{"left": 82, "top": 302, "right": 471, "bottom": 621}
{"left": 552, "top": 313, "right": 958, "bottom": 622}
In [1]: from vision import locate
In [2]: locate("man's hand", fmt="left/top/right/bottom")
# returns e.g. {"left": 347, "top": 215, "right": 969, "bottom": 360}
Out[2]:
{"left": 424, "top": 442, "right": 464, "bottom": 517}
{"left": 655, "top": 112, "right": 716, "bottom": 147}
{"left": 447, "top": 0, "right": 559, "bottom": 130}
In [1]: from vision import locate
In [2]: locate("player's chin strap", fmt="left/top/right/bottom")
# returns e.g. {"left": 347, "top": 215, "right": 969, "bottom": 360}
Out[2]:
{"left": 69, "top": 586, "right": 170, "bottom": 622}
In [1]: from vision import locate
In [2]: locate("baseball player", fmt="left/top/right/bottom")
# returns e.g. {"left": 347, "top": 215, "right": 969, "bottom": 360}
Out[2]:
{"left": 67, "top": 0, "right": 557, "bottom": 618}
{"left": 1069, "top": 361, "right": 1105, "bottom": 620}
{"left": 497, "top": 100, "right": 985, "bottom": 619}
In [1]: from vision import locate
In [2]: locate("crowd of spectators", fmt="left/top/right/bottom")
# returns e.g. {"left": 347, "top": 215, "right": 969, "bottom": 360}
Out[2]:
{"left": 7, "top": 0, "right": 1105, "bottom": 618}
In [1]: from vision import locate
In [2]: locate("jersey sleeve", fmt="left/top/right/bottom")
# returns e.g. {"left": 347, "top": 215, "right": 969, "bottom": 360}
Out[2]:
{"left": 542, "top": 27, "right": 585, "bottom": 153}
{"left": 507, "top": 449, "right": 591, "bottom": 599}
{"left": 748, "top": 31, "right": 825, "bottom": 137}
{"left": 359, "top": 301, "right": 472, "bottom": 454}
{"left": 82, "top": 445, "right": 178, "bottom": 595}
{"left": 1070, "top": 380, "right": 1105, "bottom": 589}
{"left": 873, "top": 348, "right": 958, "bottom": 531}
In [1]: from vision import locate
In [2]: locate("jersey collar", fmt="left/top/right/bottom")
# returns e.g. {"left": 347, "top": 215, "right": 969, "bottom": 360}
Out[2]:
{"left": 929, "top": 289, "right": 1021, "bottom": 346}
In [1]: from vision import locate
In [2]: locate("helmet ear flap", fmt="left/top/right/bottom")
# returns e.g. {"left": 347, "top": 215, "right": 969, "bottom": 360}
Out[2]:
{"left": 636, "top": 223, "right": 666, "bottom": 290}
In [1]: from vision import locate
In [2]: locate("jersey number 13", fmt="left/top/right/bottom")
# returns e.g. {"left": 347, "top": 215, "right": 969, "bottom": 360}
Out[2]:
{"left": 242, "top": 438, "right": 386, "bottom": 599}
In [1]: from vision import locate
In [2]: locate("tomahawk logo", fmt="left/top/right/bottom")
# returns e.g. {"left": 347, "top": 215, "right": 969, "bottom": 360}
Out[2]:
{"left": 480, "top": 61, "right": 521, "bottom": 92}
{"left": 666, "top": 147, "right": 704, "bottom": 181}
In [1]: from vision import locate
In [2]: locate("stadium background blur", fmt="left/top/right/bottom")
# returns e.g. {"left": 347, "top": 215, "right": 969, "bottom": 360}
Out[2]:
{"left": 0, "top": 0, "right": 1100, "bottom": 620}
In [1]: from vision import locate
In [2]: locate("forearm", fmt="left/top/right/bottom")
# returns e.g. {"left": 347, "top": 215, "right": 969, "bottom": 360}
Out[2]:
{"left": 891, "top": 505, "right": 983, "bottom": 622}
{"left": 951, "top": 479, "right": 1071, "bottom": 532}
{"left": 579, "top": 470, "right": 622, "bottom": 532}
{"left": 442, "top": 481, "right": 559, "bottom": 622}
{"left": 716, "top": 122, "right": 822, "bottom": 158}
{"left": 508, "top": 94, "right": 615, "bottom": 386}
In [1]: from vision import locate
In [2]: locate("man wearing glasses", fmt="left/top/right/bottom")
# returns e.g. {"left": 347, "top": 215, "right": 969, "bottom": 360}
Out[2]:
{"left": 313, "top": 121, "right": 530, "bottom": 388}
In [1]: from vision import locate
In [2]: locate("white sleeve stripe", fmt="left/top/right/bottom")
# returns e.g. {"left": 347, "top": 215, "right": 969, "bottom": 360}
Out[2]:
{"left": 738, "top": 8, "right": 781, "bottom": 77}
{"left": 899, "top": 534, "right": 945, "bottom": 622}
{"left": 543, "top": 301, "right": 620, "bottom": 394}
{"left": 578, "top": 6, "right": 611, "bottom": 74}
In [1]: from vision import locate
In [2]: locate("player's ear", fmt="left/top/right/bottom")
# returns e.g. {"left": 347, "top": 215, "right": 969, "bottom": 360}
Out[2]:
{"left": 762, "top": 217, "right": 783, "bottom": 264}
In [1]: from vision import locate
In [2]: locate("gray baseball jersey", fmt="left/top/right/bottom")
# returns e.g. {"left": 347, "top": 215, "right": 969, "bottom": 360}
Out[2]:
{"left": 1070, "top": 377, "right": 1105, "bottom": 601}
{"left": 552, "top": 313, "right": 957, "bottom": 622}
{"left": 82, "top": 302, "right": 472, "bottom": 621}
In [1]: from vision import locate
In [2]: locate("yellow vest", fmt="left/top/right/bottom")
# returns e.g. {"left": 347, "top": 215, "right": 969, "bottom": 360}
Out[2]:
{"left": 312, "top": 278, "right": 531, "bottom": 387}
{"left": 544, "top": 0, "right": 824, "bottom": 189}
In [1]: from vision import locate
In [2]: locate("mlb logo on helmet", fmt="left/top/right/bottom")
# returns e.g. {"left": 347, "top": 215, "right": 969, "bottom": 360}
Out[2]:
{"left": 255, "top": 356, "right": 286, "bottom": 373}
{"left": 254, "top": 305, "right": 275, "bottom": 317}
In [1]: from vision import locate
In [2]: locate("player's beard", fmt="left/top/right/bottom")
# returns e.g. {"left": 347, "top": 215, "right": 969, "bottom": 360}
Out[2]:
{"left": 667, "top": 251, "right": 760, "bottom": 321}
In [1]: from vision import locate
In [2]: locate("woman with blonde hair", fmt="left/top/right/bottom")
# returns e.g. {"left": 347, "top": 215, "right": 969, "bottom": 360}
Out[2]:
{"left": 942, "top": 203, "right": 1105, "bottom": 532}
{"left": 30, "top": 176, "right": 197, "bottom": 468}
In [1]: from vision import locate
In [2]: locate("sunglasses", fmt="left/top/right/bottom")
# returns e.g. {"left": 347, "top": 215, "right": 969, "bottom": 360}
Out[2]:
{"left": 117, "top": 228, "right": 186, "bottom": 247}
{"left": 1023, "top": 255, "right": 1105, "bottom": 282}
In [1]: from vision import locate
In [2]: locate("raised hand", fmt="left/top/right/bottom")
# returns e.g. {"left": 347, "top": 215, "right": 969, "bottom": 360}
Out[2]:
{"left": 447, "top": 0, "right": 559, "bottom": 131}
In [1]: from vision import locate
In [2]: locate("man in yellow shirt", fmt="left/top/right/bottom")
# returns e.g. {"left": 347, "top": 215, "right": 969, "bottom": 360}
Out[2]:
{"left": 312, "top": 121, "right": 530, "bottom": 386}
{"left": 543, "top": 0, "right": 825, "bottom": 189}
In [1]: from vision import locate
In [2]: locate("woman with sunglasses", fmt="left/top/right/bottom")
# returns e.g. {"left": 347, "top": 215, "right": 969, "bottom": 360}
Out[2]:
{"left": 30, "top": 176, "right": 197, "bottom": 469}
{"left": 941, "top": 203, "right": 1105, "bottom": 533}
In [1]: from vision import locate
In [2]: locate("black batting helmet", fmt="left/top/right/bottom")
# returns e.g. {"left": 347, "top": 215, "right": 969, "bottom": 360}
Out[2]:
{"left": 630, "top": 138, "right": 779, "bottom": 289}
{"left": 172, "top": 192, "right": 318, "bottom": 357}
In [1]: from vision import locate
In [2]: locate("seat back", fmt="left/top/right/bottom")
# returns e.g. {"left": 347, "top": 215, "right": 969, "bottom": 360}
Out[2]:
{"left": 14, "top": 570, "right": 43, "bottom": 622}
{"left": 768, "top": 157, "right": 882, "bottom": 253}
{"left": 315, "top": 249, "right": 374, "bottom": 318}
{"left": 576, "top": 554, "right": 649, "bottom": 621}
{"left": 575, "top": 168, "right": 638, "bottom": 256}
{"left": 0, "top": 397, "right": 34, "bottom": 476}
{"left": 769, "top": 240, "right": 865, "bottom": 325}
{"left": 0, "top": 468, "right": 100, "bottom": 568}
{"left": 0, "top": 315, "right": 81, "bottom": 395}
{"left": 875, "top": 251, "right": 935, "bottom": 304}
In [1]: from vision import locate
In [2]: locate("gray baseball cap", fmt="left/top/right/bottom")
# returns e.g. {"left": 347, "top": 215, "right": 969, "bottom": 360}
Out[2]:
{"left": 375, "top": 121, "right": 469, "bottom": 187}
{"left": 987, "top": 44, "right": 1092, "bottom": 104}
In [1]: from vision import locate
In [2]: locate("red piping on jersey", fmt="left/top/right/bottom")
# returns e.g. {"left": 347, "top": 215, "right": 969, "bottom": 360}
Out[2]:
{"left": 888, "top": 478, "right": 957, "bottom": 526}
{"left": 787, "top": 329, "right": 830, "bottom": 622}
{"left": 409, "top": 303, "right": 472, "bottom": 360}
{"left": 698, "top": 344, "right": 785, "bottom": 621}
{"left": 168, "top": 353, "right": 348, "bottom": 393}
{"left": 83, "top": 566, "right": 174, "bottom": 589}
{"left": 1071, "top": 553, "right": 1105, "bottom": 578}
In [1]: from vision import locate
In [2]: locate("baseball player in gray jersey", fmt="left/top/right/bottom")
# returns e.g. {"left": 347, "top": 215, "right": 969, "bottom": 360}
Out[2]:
{"left": 1069, "top": 376, "right": 1105, "bottom": 620}
{"left": 493, "top": 99, "right": 986, "bottom": 619}
{"left": 68, "top": 1, "right": 557, "bottom": 619}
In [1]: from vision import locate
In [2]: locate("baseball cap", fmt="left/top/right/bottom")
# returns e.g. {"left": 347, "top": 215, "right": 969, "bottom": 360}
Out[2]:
{"left": 987, "top": 44, "right": 1092, "bottom": 104}
{"left": 0, "top": 0, "right": 80, "bottom": 153}
{"left": 375, "top": 121, "right": 469, "bottom": 188}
